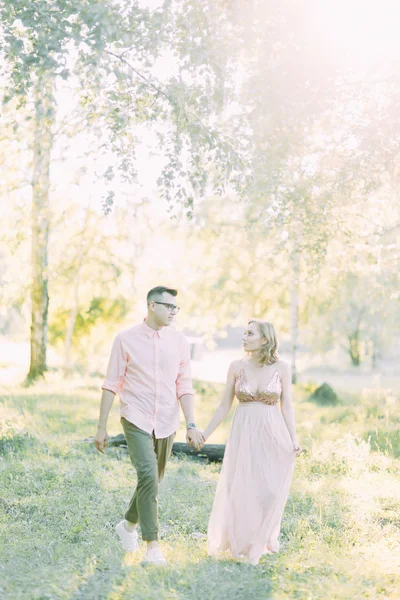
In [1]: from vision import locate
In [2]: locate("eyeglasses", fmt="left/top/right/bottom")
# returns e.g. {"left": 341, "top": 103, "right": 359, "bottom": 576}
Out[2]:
{"left": 153, "top": 301, "right": 180, "bottom": 314}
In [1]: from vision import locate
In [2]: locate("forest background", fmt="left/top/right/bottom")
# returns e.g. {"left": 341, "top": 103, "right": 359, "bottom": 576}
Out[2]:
{"left": 1, "top": 1, "right": 400, "bottom": 598}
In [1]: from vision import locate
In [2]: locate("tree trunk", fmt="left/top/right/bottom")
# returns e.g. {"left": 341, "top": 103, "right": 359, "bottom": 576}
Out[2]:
{"left": 348, "top": 308, "right": 365, "bottom": 367}
{"left": 171, "top": 441, "right": 225, "bottom": 461}
{"left": 290, "top": 233, "right": 300, "bottom": 384}
{"left": 371, "top": 340, "right": 379, "bottom": 370}
{"left": 348, "top": 332, "right": 361, "bottom": 366}
{"left": 64, "top": 273, "right": 80, "bottom": 372}
{"left": 64, "top": 209, "right": 90, "bottom": 372}
{"left": 27, "top": 78, "right": 54, "bottom": 383}
{"left": 90, "top": 435, "right": 226, "bottom": 462}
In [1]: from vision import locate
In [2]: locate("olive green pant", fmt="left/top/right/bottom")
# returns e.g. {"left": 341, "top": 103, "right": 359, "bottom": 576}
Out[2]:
{"left": 121, "top": 417, "right": 175, "bottom": 542}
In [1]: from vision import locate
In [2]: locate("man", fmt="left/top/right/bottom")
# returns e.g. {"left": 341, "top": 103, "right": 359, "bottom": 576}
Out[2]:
{"left": 94, "top": 286, "right": 204, "bottom": 565}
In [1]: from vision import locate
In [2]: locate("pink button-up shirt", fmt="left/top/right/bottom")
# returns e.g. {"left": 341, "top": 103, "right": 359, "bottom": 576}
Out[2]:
{"left": 101, "top": 320, "right": 194, "bottom": 438}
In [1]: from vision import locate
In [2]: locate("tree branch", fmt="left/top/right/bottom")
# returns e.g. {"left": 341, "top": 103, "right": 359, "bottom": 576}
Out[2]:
{"left": 104, "top": 50, "right": 223, "bottom": 148}
{"left": 105, "top": 50, "right": 176, "bottom": 107}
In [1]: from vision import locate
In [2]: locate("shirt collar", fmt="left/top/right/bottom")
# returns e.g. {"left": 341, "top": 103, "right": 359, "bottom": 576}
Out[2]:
{"left": 142, "top": 319, "right": 164, "bottom": 338}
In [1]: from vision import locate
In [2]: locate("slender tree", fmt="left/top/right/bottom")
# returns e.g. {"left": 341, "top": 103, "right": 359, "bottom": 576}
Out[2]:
{"left": 0, "top": 0, "right": 247, "bottom": 381}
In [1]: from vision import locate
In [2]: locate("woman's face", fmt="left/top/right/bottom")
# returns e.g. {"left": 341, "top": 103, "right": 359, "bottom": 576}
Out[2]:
{"left": 242, "top": 322, "right": 265, "bottom": 353}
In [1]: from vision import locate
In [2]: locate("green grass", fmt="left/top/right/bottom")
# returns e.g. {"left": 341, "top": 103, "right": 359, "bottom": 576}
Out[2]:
{"left": 0, "top": 375, "right": 399, "bottom": 599}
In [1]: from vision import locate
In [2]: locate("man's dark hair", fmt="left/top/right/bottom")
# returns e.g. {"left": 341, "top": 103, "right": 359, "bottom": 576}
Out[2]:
{"left": 147, "top": 286, "right": 178, "bottom": 305}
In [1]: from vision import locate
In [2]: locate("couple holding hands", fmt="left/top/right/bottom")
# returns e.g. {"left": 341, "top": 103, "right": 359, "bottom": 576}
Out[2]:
{"left": 94, "top": 286, "right": 301, "bottom": 566}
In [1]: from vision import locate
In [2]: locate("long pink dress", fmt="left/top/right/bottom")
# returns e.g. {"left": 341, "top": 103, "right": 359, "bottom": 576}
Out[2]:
{"left": 207, "top": 362, "right": 296, "bottom": 565}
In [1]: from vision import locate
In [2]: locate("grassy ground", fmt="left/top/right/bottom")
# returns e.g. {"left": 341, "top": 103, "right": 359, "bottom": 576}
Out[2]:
{"left": 0, "top": 373, "right": 399, "bottom": 600}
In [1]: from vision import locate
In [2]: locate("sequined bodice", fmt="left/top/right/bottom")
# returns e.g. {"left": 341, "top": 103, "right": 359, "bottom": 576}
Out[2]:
{"left": 235, "top": 367, "right": 281, "bottom": 405}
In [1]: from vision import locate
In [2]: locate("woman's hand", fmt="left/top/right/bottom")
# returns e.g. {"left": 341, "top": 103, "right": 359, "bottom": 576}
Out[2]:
{"left": 293, "top": 443, "right": 302, "bottom": 457}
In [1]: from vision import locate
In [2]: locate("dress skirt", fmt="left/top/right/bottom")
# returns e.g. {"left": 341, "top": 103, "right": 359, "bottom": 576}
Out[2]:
{"left": 207, "top": 401, "right": 295, "bottom": 565}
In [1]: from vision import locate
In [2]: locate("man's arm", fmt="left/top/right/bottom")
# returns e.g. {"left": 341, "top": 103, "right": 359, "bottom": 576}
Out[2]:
{"left": 95, "top": 334, "right": 127, "bottom": 454}
{"left": 176, "top": 336, "right": 204, "bottom": 449}
{"left": 94, "top": 389, "right": 116, "bottom": 453}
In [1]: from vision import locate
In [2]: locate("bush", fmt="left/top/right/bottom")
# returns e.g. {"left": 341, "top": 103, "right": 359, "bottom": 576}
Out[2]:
{"left": 308, "top": 383, "right": 340, "bottom": 406}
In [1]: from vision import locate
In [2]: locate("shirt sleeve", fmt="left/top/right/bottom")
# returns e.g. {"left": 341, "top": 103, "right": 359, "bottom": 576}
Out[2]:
{"left": 176, "top": 335, "right": 194, "bottom": 399}
{"left": 101, "top": 334, "right": 128, "bottom": 395}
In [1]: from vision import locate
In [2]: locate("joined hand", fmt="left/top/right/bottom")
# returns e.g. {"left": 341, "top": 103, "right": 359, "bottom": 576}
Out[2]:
{"left": 186, "top": 427, "right": 205, "bottom": 451}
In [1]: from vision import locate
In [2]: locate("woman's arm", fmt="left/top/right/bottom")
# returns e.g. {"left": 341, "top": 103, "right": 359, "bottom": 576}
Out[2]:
{"left": 280, "top": 361, "right": 301, "bottom": 454}
{"left": 202, "top": 361, "right": 238, "bottom": 441}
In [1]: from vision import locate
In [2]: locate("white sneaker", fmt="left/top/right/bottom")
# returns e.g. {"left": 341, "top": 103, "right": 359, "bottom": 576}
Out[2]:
{"left": 142, "top": 546, "right": 168, "bottom": 565}
{"left": 115, "top": 520, "right": 139, "bottom": 551}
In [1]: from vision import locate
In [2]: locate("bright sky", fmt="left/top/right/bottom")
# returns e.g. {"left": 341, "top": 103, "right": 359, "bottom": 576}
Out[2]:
{"left": 321, "top": 0, "right": 400, "bottom": 62}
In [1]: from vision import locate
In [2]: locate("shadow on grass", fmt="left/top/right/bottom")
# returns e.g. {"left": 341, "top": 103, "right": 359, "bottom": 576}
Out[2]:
{"left": 66, "top": 450, "right": 273, "bottom": 599}
{"left": 0, "top": 447, "right": 129, "bottom": 599}
{"left": 1, "top": 391, "right": 100, "bottom": 437}
{"left": 68, "top": 551, "right": 273, "bottom": 600}
{"left": 69, "top": 560, "right": 128, "bottom": 600}
{"left": 115, "top": 558, "right": 272, "bottom": 600}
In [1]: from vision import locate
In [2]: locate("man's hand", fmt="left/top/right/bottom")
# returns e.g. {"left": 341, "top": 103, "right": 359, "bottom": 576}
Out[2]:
{"left": 94, "top": 427, "right": 108, "bottom": 454}
{"left": 186, "top": 428, "right": 204, "bottom": 451}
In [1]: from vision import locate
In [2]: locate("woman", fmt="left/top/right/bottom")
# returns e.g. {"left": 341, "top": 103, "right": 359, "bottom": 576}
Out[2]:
{"left": 203, "top": 319, "right": 301, "bottom": 566}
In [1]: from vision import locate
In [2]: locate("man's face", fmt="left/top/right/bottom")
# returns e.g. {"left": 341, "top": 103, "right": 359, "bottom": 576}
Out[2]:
{"left": 150, "top": 292, "right": 179, "bottom": 327}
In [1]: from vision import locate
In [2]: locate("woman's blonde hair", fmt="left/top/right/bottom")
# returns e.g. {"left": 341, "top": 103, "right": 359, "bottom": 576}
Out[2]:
{"left": 248, "top": 319, "right": 279, "bottom": 366}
